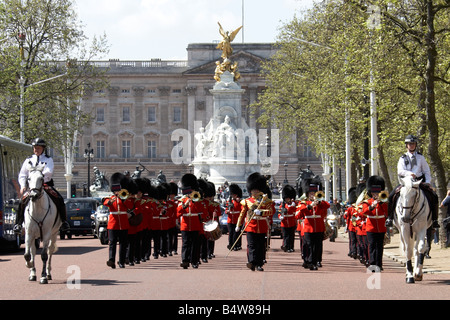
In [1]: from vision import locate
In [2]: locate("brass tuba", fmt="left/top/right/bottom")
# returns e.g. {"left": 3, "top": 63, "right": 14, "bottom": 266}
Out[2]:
{"left": 379, "top": 190, "right": 389, "bottom": 202}
{"left": 118, "top": 189, "right": 130, "bottom": 200}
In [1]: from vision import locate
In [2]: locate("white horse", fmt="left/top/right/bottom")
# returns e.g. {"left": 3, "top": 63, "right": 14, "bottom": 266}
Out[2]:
{"left": 23, "top": 162, "right": 61, "bottom": 284}
{"left": 394, "top": 176, "right": 432, "bottom": 283}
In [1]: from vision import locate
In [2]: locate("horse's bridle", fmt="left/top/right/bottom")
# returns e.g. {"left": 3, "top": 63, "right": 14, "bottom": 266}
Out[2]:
{"left": 400, "top": 185, "right": 425, "bottom": 225}
{"left": 28, "top": 170, "right": 45, "bottom": 201}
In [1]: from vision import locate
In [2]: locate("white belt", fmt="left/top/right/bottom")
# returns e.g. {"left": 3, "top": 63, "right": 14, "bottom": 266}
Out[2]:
{"left": 283, "top": 214, "right": 294, "bottom": 218}
{"left": 229, "top": 211, "right": 240, "bottom": 214}
{"left": 305, "top": 215, "right": 321, "bottom": 219}
{"left": 367, "top": 215, "right": 385, "bottom": 220}
{"left": 183, "top": 213, "right": 200, "bottom": 217}
{"left": 110, "top": 211, "right": 128, "bottom": 215}
{"left": 251, "top": 216, "right": 267, "bottom": 220}
{"left": 153, "top": 216, "right": 169, "bottom": 219}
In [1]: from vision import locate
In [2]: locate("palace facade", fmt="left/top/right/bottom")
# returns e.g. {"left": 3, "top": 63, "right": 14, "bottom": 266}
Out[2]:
{"left": 53, "top": 43, "right": 322, "bottom": 196}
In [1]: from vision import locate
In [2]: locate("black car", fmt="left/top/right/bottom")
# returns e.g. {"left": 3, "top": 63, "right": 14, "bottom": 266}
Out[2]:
{"left": 61, "top": 198, "right": 98, "bottom": 239}
{"left": 271, "top": 200, "right": 282, "bottom": 237}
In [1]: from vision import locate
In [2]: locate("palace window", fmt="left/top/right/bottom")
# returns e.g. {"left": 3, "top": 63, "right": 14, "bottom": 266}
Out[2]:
{"left": 173, "top": 107, "right": 182, "bottom": 123}
{"left": 147, "top": 106, "right": 156, "bottom": 123}
{"left": 147, "top": 140, "right": 157, "bottom": 158}
{"left": 96, "top": 140, "right": 106, "bottom": 159}
{"left": 122, "top": 140, "right": 131, "bottom": 158}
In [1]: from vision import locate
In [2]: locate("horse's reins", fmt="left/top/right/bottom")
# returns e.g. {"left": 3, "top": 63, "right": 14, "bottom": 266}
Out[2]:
{"left": 27, "top": 172, "right": 53, "bottom": 242}
{"left": 401, "top": 186, "right": 426, "bottom": 226}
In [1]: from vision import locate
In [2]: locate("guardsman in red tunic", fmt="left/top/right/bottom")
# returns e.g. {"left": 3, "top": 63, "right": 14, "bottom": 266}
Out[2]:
{"left": 355, "top": 204, "right": 368, "bottom": 266}
{"left": 205, "top": 181, "right": 221, "bottom": 259}
{"left": 236, "top": 172, "right": 274, "bottom": 271}
{"left": 155, "top": 184, "right": 171, "bottom": 257}
{"left": 344, "top": 187, "right": 358, "bottom": 259}
{"left": 361, "top": 176, "right": 388, "bottom": 271}
{"left": 167, "top": 182, "right": 179, "bottom": 256}
{"left": 125, "top": 179, "right": 142, "bottom": 266}
{"left": 226, "top": 184, "right": 243, "bottom": 251}
{"left": 177, "top": 174, "right": 209, "bottom": 269}
{"left": 280, "top": 185, "right": 297, "bottom": 253}
{"left": 297, "top": 183, "right": 330, "bottom": 270}
{"left": 104, "top": 173, "right": 134, "bottom": 269}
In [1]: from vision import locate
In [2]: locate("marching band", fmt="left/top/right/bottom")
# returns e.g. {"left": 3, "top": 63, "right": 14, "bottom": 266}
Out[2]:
{"left": 102, "top": 170, "right": 393, "bottom": 273}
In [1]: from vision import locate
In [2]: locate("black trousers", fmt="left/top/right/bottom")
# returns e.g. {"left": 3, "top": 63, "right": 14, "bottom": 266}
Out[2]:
{"left": 282, "top": 226, "right": 295, "bottom": 251}
{"left": 168, "top": 227, "right": 178, "bottom": 253}
{"left": 246, "top": 232, "right": 266, "bottom": 267}
{"left": 108, "top": 229, "right": 128, "bottom": 264}
{"left": 304, "top": 232, "right": 323, "bottom": 265}
{"left": 228, "top": 223, "right": 241, "bottom": 249}
{"left": 367, "top": 232, "right": 385, "bottom": 267}
{"left": 349, "top": 230, "right": 357, "bottom": 256}
{"left": 181, "top": 230, "right": 200, "bottom": 265}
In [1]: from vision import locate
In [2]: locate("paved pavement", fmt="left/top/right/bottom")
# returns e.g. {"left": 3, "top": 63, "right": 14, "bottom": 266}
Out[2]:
{"left": 341, "top": 228, "right": 450, "bottom": 273}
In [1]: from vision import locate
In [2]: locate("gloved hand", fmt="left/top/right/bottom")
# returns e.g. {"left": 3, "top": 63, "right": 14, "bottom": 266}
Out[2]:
{"left": 235, "top": 226, "right": 240, "bottom": 233}
{"left": 254, "top": 209, "right": 261, "bottom": 216}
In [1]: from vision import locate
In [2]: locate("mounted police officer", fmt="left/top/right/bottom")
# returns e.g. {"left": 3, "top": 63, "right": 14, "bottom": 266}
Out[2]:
{"left": 14, "top": 138, "right": 69, "bottom": 234}
{"left": 387, "top": 135, "right": 439, "bottom": 228}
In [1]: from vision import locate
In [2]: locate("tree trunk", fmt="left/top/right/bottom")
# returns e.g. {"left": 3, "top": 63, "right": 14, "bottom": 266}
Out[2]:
{"left": 424, "top": 0, "right": 447, "bottom": 247}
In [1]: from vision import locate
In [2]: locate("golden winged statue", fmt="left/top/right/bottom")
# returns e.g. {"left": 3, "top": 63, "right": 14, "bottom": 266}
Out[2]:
{"left": 216, "top": 22, "right": 243, "bottom": 60}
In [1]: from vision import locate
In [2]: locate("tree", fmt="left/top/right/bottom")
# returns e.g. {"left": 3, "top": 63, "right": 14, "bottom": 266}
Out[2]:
{"left": 0, "top": 0, "right": 109, "bottom": 153}
{"left": 252, "top": 0, "right": 449, "bottom": 245}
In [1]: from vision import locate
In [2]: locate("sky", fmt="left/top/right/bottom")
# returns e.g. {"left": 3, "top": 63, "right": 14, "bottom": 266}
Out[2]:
{"left": 74, "top": 0, "right": 317, "bottom": 61}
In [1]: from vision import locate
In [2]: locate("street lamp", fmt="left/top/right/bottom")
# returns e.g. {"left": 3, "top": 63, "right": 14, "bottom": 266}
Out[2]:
{"left": 283, "top": 162, "right": 288, "bottom": 185}
{"left": 84, "top": 143, "right": 94, "bottom": 197}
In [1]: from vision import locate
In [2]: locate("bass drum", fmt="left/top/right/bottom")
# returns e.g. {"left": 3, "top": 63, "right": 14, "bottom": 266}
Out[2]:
{"left": 203, "top": 220, "right": 222, "bottom": 241}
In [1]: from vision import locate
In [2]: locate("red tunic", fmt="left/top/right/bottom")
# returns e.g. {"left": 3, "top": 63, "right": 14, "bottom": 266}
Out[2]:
{"left": 238, "top": 195, "right": 275, "bottom": 234}
{"left": 297, "top": 200, "right": 330, "bottom": 233}
{"left": 226, "top": 199, "right": 242, "bottom": 224}
{"left": 104, "top": 196, "right": 134, "bottom": 231}
{"left": 279, "top": 201, "right": 297, "bottom": 228}
{"left": 361, "top": 199, "right": 388, "bottom": 233}
{"left": 177, "top": 197, "right": 209, "bottom": 232}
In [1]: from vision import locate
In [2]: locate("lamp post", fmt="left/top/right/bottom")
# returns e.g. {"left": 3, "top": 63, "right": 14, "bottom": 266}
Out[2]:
{"left": 84, "top": 143, "right": 94, "bottom": 197}
{"left": 283, "top": 162, "right": 288, "bottom": 185}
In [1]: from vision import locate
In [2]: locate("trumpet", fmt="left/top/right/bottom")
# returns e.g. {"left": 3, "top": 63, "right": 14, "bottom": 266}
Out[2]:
{"left": 379, "top": 190, "right": 389, "bottom": 203}
{"left": 189, "top": 190, "right": 202, "bottom": 202}
{"left": 315, "top": 191, "right": 325, "bottom": 202}
{"left": 118, "top": 189, "right": 130, "bottom": 200}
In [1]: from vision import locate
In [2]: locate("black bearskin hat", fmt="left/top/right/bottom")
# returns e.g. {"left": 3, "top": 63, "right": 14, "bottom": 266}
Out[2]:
{"left": 366, "top": 175, "right": 385, "bottom": 194}
{"left": 282, "top": 185, "right": 296, "bottom": 200}
{"left": 169, "top": 182, "right": 178, "bottom": 196}
{"left": 134, "top": 178, "right": 148, "bottom": 193}
{"left": 246, "top": 172, "right": 267, "bottom": 193}
{"left": 156, "top": 183, "right": 169, "bottom": 201}
{"left": 181, "top": 173, "right": 199, "bottom": 194}
{"left": 110, "top": 172, "right": 125, "bottom": 192}
{"left": 229, "top": 183, "right": 242, "bottom": 198}
{"left": 205, "top": 181, "right": 216, "bottom": 198}
{"left": 347, "top": 187, "right": 357, "bottom": 204}
{"left": 197, "top": 178, "right": 209, "bottom": 198}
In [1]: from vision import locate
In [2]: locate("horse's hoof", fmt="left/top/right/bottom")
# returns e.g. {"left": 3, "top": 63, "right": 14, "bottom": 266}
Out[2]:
{"left": 414, "top": 274, "right": 423, "bottom": 281}
{"left": 406, "top": 277, "right": 415, "bottom": 284}
{"left": 47, "top": 275, "right": 52, "bottom": 281}
{"left": 40, "top": 278, "right": 48, "bottom": 284}
{"left": 29, "top": 276, "right": 37, "bottom": 281}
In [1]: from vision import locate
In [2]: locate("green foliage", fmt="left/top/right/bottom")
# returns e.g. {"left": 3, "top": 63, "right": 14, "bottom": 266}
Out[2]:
{"left": 251, "top": 0, "right": 449, "bottom": 188}
{"left": 0, "top": 0, "right": 109, "bottom": 154}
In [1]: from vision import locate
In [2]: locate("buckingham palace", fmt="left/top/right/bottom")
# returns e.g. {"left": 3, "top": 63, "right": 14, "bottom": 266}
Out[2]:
{"left": 53, "top": 43, "right": 322, "bottom": 196}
